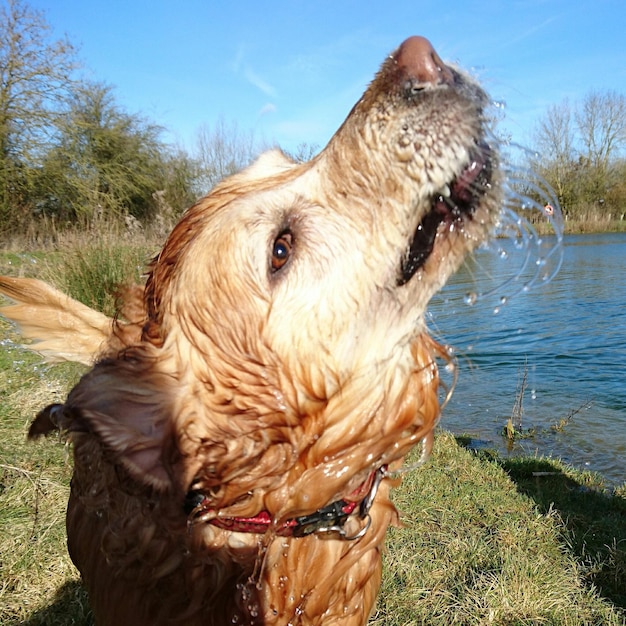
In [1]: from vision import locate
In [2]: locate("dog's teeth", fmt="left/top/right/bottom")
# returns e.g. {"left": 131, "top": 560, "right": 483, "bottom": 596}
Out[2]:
{"left": 441, "top": 184, "right": 451, "bottom": 198}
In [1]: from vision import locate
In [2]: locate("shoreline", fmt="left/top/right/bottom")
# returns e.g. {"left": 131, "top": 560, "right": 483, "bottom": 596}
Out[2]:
{"left": 526, "top": 218, "right": 626, "bottom": 237}
{"left": 1, "top": 217, "right": 626, "bottom": 252}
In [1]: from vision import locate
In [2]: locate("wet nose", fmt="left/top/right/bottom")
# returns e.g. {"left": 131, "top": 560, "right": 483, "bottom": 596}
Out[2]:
{"left": 394, "top": 36, "right": 454, "bottom": 86}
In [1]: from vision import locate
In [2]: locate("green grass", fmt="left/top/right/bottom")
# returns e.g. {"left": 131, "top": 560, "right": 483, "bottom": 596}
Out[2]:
{"left": 0, "top": 319, "right": 90, "bottom": 625}
{"left": 54, "top": 241, "right": 153, "bottom": 316}
{"left": 0, "top": 244, "right": 625, "bottom": 625}
{"left": 373, "top": 436, "right": 625, "bottom": 625}
{"left": 0, "top": 229, "right": 157, "bottom": 316}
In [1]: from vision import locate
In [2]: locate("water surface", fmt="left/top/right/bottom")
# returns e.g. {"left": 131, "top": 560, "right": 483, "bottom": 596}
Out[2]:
{"left": 428, "top": 232, "right": 626, "bottom": 487}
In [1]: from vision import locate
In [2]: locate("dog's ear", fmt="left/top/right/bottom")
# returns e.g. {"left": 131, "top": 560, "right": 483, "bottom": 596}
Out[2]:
{"left": 30, "top": 354, "right": 175, "bottom": 491}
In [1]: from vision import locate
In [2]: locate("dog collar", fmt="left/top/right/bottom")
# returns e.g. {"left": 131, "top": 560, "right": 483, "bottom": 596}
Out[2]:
{"left": 185, "top": 465, "right": 387, "bottom": 539}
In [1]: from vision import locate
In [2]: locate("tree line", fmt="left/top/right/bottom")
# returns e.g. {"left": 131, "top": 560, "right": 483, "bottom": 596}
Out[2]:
{"left": 0, "top": 0, "right": 271, "bottom": 239}
{"left": 531, "top": 91, "right": 626, "bottom": 224}
{"left": 1, "top": 0, "right": 624, "bottom": 241}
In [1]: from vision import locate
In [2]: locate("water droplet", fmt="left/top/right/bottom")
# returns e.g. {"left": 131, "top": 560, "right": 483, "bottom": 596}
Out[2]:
{"left": 464, "top": 292, "right": 477, "bottom": 306}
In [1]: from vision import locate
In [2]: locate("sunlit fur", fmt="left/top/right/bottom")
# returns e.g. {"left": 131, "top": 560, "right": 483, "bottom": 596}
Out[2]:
{"left": 0, "top": 37, "right": 503, "bottom": 625}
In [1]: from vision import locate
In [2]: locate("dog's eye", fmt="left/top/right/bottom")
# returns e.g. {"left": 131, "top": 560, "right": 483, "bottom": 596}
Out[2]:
{"left": 271, "top": 231, "right": 293, "bottom": 272}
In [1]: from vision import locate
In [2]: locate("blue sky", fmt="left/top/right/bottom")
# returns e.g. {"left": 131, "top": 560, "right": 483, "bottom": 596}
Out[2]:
{"left": 24, "top": 0, "right": 626, "bottom": 154}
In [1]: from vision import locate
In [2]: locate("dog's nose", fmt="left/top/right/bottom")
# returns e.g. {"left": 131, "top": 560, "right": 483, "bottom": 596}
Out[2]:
{"left": 395, "top": 36, "right": 454, "bottom": 86}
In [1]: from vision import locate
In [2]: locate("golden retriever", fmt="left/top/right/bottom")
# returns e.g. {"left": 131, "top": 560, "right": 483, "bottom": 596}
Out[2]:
{"left": 0, "top": 36, "right": 502, "bottom": 625}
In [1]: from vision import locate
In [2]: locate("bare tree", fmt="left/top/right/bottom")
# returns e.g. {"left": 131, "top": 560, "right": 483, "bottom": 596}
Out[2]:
{"left": 575, "top": 90, "right": 626, "bottom": 205}
{"left": 283, "top": 142, "right": 319, "bottom": 163}
{"left": 532, "top": 100, "right": 576, "bottom": 206}
{"left": 576, "top": 90, "right": 626, "bottom": 171}
{"left": 0, "top": 0, "right": 78, "bottom": 215}
{"left": 194, "top": 117, "right": 263, "bottom": 192}
{"left": 531, "top": 90, "right": 626, "bottom": 218}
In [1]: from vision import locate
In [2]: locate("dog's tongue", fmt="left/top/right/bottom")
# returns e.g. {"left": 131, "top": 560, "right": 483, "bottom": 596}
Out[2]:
{"left": 450, "top": 151, "right": 490, "bottom": 210}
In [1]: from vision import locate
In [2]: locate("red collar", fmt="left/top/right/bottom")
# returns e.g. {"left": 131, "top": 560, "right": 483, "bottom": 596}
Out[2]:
{"left": 186, "top": 466, "right": 386, "bottom": 539}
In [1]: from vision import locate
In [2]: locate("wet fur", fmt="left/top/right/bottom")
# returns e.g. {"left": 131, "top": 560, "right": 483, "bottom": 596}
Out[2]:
{"left": 0, "top": 38, "right": 502, "bottom": 625}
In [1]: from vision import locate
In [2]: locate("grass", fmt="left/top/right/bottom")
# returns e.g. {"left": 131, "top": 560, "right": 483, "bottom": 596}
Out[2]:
{"left": 373, "top": 437, "right": 625, "bottom": 625}
{"left": 0, "top": 241, "right": 625, "bottom": 625}
{"left": 0, "top": 231, "right": 157, "bottom": 317}
{"left": 0, "top": 319, "right": 90, "bottom": 625}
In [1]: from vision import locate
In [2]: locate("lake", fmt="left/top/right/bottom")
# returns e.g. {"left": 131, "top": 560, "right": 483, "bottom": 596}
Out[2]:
{"left": 427, "top": 231, "right": 626, "bottom": 488}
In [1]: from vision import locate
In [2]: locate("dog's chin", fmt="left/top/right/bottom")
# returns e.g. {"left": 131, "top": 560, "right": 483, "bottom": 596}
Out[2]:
{"left": 398, "top": 141, "right": 495, "bottom": 285}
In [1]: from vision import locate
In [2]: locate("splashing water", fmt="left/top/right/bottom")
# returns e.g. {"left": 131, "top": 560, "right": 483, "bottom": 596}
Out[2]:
{"left": 439, "top": 140, "right": 564, "bottom": 313}
{"left": 414, "top": 138, "right": 567, "bottom": 477}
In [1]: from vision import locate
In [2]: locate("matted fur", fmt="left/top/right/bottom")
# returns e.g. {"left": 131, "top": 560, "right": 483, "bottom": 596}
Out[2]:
{"left": 1, "top": 37, "right": 503, "bottom": 625}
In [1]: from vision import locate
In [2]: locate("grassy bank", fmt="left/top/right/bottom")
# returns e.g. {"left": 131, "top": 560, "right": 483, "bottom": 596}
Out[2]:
{"left": 0, "top": 337, "right": 624, "bottom": 624}
{"left": 0, "top": 242, "right": 625, "bottom": 625}
{"left": 565, "top": 218, "right": 626, "bottom": 234}
{"left": 521, "top": 215, "right": 626, "bottom": 237}
{"left": 375, "top": 438, "right": 626, "bottom": 625}
{"left": 1, "top": 338, "right": 625, "bottom": 623}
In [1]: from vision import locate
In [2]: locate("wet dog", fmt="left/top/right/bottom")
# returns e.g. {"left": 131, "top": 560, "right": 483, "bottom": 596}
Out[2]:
{"left": 0, "top": 36, "right": 501, "bottom": 625}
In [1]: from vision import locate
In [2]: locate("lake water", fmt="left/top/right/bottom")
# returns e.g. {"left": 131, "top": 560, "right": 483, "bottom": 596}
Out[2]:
{"left": 427, "top": 231, "right": 626, "bottom": 488}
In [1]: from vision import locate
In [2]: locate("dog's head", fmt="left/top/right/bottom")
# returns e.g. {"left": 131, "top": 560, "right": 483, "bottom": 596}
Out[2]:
{"left": 50, "top": 37, "right": 502, "bottom": 528}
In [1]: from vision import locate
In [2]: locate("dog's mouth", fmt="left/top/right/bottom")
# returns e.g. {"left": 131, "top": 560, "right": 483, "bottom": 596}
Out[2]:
{"left": 398, "top": 142, "right": 494, "bottom": 285}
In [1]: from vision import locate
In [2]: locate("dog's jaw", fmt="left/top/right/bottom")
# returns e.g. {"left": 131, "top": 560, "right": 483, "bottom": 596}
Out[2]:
{"left": 399, "top": 141, "right": 495, "bottom": 284}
